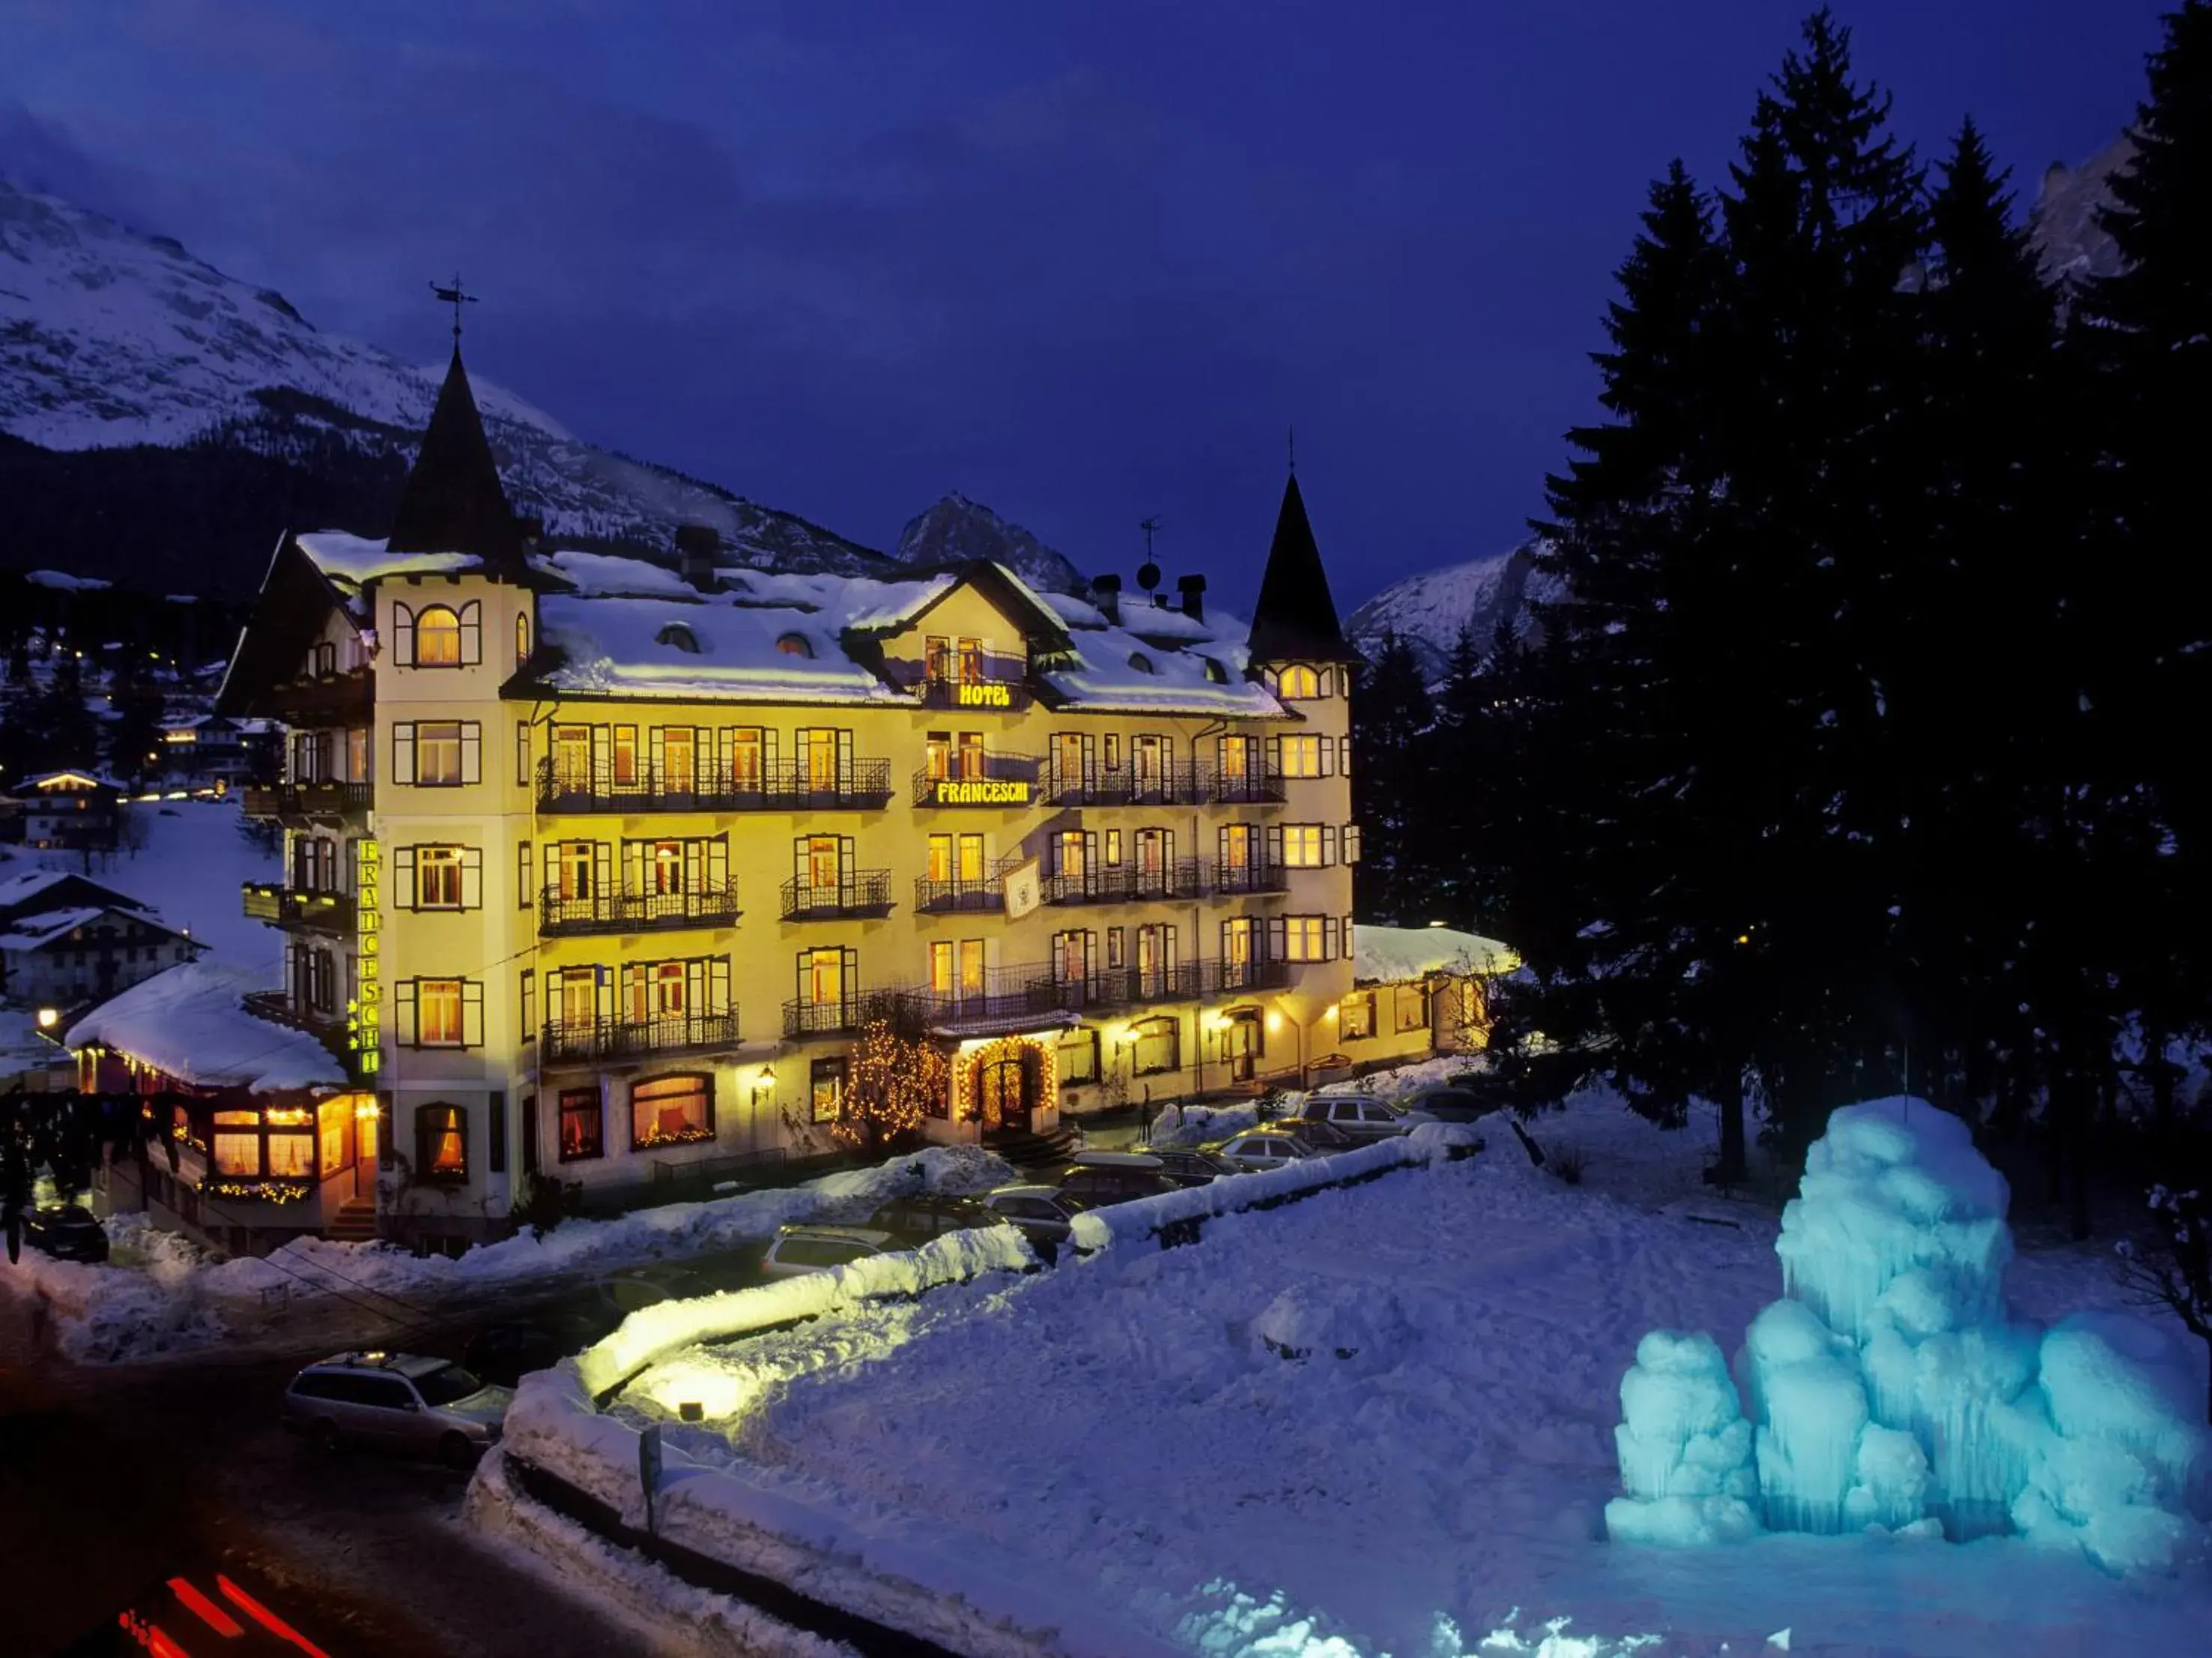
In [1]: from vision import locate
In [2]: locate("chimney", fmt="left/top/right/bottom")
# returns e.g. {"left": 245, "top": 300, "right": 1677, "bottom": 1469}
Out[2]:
{"left": 675, "top": 524, "right": 720, "bottom": 593}
{"left": 1177, "top": 573, "right": 1206, "bottom": 621}
{"left": 1090, "top": 573, "right": 1123, "bottom": 626}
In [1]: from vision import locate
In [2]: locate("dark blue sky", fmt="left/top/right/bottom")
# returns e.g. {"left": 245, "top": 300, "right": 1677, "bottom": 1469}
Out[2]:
{"left": 0, "top": 1, "right": 2170, "bottom": 609}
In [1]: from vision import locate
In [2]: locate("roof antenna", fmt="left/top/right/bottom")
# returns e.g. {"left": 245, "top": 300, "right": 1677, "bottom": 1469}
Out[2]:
{"left": 1288, "top": 425, "right": 1296, "bottom": 474}
{"left": 430, "top": 273, "right": 479, "bottom": 347}
{"left": 1136, "top": 517, "right": 1162, "bottom": 596}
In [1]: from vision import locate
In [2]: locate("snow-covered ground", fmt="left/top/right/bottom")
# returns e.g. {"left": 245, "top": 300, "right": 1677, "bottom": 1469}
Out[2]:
{"left": 569, "top": 1086, "right": 2208, "bottom": 1657}
{"left": 0, "top": 1143, "right": 1015, "bottom": 1364}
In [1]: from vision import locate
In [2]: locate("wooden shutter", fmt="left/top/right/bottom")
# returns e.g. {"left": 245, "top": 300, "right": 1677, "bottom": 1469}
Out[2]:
{"left": 594, "top": 966, "right": 616, "bottom": 1023}
{"left": 1318, "top": 735, "right": 1336, "bottom": 778}
{"left": 542, "top": 843, "right": 559, "bottom": 894}
{"left": 1339, "top": 736, "right": 1352, "bottom": 776}
{"left": 458, "top": 602, "right": 483, "bottom": 666}
{"left": 710, "top": 955, "right": 731, "bottom": 1016}
{"left": 595, "top": 841, "right": 613, "bottom": 900}
{"left": 685, "top": 957, "right": 706, "bottom": 1014}
{"left": 622, "top": 840, "right": 643, "bottom": 896}
{"left": 394, "top": 980, "right": 418, "bottom": 1047}
{"left": 488, "top": 1089, "right": 506, "bottom": 1173}
{"left": 838, "top": 836, "right": 855, "bottom": 884}
{"left": 520, "top": 970, "right": 535, "bottom": 1038}
{"left": 460, "top": 847, "right": 482, "bottom": 909}
{"left": 393, "top": 603, "right": 416, "bottom": 666}
{"left": 1321, "top": 825, "right": 1339, "bottom": 867}
{"left": 393, "top": 723, "right": 416, "bottom": 784}
{"left": 1265, "top": 735, "right": 1281, "bottom": 772}
{"left": 592, "top": 724, "right": 610, "bottom": 778}
{"left": 1267, "top": 917, "right": 1287, "bottom": 961}
{"left": 649, "top": 727, "right": 665, "bottom": 781}
{"left": 518, "top": 841, "right": 531, "bottom": 908}
{"left": 516, "top": 721, "right": 531, "bottom": 785}
{"left": 393, "top": 847, "right": 416, "bottom": 910}
{"left": 460, "top": 723, "right": 482, "bottom": 784}
{"left": 792, "top": 836, "right": 809, "bottom": 885}
{"left": 462, "top": 981, "right": 485, "bottom": 1046}
{"left": 1265, "top": 824, "right": 1283, "bottom": 865}
{"left": 708, "top": 836, "right": 728, "bottom": 893}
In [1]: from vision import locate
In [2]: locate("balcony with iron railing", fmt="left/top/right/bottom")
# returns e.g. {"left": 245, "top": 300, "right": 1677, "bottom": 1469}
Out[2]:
{"left": 1209, "top": 859, "right": 1289, "bottom": 897}
{"left": 1199, "top": 761, "right": 1288, "bottom": 805}
{"left": 1038, "top": 758, "right": 1205, "bottom": 808}
{"left": 537, "top": 757, "right": 894, "bottom": 814}
{"left": 917, "top": 654, "right": 1032, "bottom": 712}
{"left": 240, "top": 882, "right": 357, "bottom": 932}
{"left": 782, "top": 992, "right": 887, "bottom": 1039}
{"left": 539, "top": 885, "right": 741, "bottom": 938}
{"left": 914, "top": 873, "right": 1005, "bottom": 913}
{"left": 1207, "top": 957, "right": 1294, "bottom": 994}
{"left": 1040, "top": 859, "right": 1205, "bottom": 907}
{"left": 911, "top": 752, "right": 1041, "bottom": 808}
{"left": 241, "top": 780, "right": 374, "bottom": 820}
{"left": 263, "top": 668, "right": 372, "bottom": 724}
{"left": 541, "top": 1008, "right": 741, "bottom": 1065}
{"left": 779, "top": 871, "right": 894, "bottom": 921}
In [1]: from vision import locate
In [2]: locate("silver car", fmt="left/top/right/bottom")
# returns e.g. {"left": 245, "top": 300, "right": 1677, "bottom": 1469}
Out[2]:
{"left": 760, "top": 1224, "right": 896, "bottom": 1280}
{"left": 981, "top": 1184, "right": 1088, "bottom": 1247}
{"left": 1205, "top": 1130, "right": 1321, "bottom": 1172}
{"left": 282, "top": 1352, "right": 512, "bottom": 1468}
{"left": 1287, "top": 1094, "right": 1437, "bottom": 1144}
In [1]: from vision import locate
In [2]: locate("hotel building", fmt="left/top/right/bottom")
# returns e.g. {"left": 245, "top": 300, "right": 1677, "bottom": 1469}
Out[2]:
{"left": 218, "top": 350, "right": 1477, "bottom": 1248}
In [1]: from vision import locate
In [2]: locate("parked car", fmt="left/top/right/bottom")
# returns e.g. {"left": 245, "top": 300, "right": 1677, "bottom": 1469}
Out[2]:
{"left": 1129, "top": 1146, "right": 1234, "bottom": 1187}
{"left": 1266, "top": 1115, "right": 1359, "bottom": 1153}
{"left": 1054, "top": 1152, "right": 1182, "bottom": 1206}
{"left": 281, "top": 1352, "right": 512, "bottom": 1467}
{"left": 22, "top": 1203, "right": 109, "bottom": 1263}
{"left": 1204, "top": 1130, "right": 1321, "bottom": 1173}
{"left": 1286, "top": 1094, "right": 1435, "bottom": 1144}
{"left": 1396, "top": 1084, "right": 1499, "bottom": 1123}
{"left": 980, "top": 1184, "right": 1090, "bottom": 1247}
{"left": 462, "top": 1309, "right": 610, "bottom": 1388}
{"left": 867, "top": 1193, "right": 1012, "bottom": 1247}
{"left": 760, "top": 1224, "right": 897, "bottom": 1280}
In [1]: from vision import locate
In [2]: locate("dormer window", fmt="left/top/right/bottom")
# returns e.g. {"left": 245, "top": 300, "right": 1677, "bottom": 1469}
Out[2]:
{"left": 776, "top": 633, "right": 813, "bottom": 659}
{"left": 657, "top": 623, "right": 702, "bottom": 654}
{"left": 1127, "top": 652, "right": 1156, "bottom": 675}
{"left": 1277, "top": 663, "right": 1321, "bottom": 700}
{"left": 1199, "top": 656, "right": 1228, "bottom": 684}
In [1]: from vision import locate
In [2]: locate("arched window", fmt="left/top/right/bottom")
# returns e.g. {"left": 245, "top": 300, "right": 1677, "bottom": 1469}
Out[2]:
{"left": 415, "top": 605, "right": 464, "bottom": 666}
{"left": 415, "top": 1102, "right": 467, "bottom": 1181}
{"left": 1199, "top": 656, "right": 1228, "bottom": 684}
{"left": 1277, "top": 663, "right": 1321, "bottom": 700}
{"left": 775, "top": 632, "right": 813, "bottom": 659}
{"left": 656, "top": 623, "right": 702, "bottom": 654}
{"left": 631, "top": 1073, "right": 714, "bottom": 1150}
{"left": 515, "top": 611, "right": 531, "bottom": 668}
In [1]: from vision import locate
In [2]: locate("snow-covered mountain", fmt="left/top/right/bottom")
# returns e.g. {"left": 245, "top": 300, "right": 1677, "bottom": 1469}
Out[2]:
{"left": 897, "top": 492, "right": 1086, "bottom": 595}
{"left": 0, "top": 178, "right": 895, "bottom": 592}
{"left": 1345, "top": 541, "right": 1542, "bottom": 681}
{"left": 2028, "top": 134, "right": 2133, "bottom": 288}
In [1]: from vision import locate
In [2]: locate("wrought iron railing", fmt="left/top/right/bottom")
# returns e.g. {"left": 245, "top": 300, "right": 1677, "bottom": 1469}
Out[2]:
{"left": 914, "top": 874, "right": 1005, "bottom": 913}
{"left": 918, "top": 656, "right": 1031, "bottom": 711}
{"left": 264, "top": 669, "right": 371, "bottom": 724}
{"left": 1040, "top": 859, "right": 1206, "bottom": 906}
{"left": 783, "top": 994, "right": 869, "bottom": 1038}
{"left": 1037, "top": 758, "right": 1204, "bottom": 807}
{"left": 1199, "top": 762, "right": 1288, "bottom": 805}
{"left": 541, "top": 1009, "right": 740, "bottom": 1063}
{"left": 1207, "top": 957, "right": 1293, "bottom": 993}
{"left": 241, "top": 781, "right": 373, "bottom": 819}
{"left": 1208, "top": 859, "right": 1289, "bottom": 896}
{"left": 536, "top": 757, "right": 893, "bottom": 814}
{"left": 240, "top": 883, "right": 357, "bottom": 931}
{"left": 539, "top": 886, "right": 740, "bottom": 937}
{"left": 779, "top": 871, "right": 894, "bottom": 919}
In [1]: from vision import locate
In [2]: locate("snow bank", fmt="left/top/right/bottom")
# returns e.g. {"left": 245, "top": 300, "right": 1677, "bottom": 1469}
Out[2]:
{"left": 1610, "top": 1098, "right": 2212, "bottom": 1576}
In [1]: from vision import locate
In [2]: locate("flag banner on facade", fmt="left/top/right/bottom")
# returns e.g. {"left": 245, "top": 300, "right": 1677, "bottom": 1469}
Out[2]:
{"left": 1003, "top": 856, "right": 1042, "bottom": 920}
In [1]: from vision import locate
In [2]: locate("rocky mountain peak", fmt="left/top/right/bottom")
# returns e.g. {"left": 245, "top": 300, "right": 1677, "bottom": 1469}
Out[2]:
{"left": 896, "top": 492, "right": 1086, "bottom": 595}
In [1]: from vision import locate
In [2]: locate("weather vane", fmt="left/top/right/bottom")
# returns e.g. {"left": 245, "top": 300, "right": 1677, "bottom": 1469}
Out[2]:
{"left": 1288, "top": 425, "right": 1297, "bottom": 474}
{"left": 430, "top": 273, "right": 478, "bottom": 345}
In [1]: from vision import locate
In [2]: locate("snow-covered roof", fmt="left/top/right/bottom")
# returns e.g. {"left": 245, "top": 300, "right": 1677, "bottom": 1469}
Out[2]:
{"left": 24, "top": 569, "right": 112, "bottom": 593}
{"left": 1354, "top": 924, "right": 1518, "bottom": 984}
{"left": 530, "top": 548, "right": 698, "bottom": 600}
{"left": 1037, "top": 609, "right": 1276, "bottom": 716}
{"left": 23, "top": 769, "right": 123, "bottom": 792}
{"left": 0, "top": 906, "right": 111, "bottom": 951}
{"left": 0, "top": 868, "right": 145, "bottom": 916}
{"left": 66, "top": 961, "right": 347, "bottom": 1092}
{"left": 295, "top": 531, "right": 477, "bottom": 613}
{"left": 536, "top": 593, "right": 903, "bottom": 704}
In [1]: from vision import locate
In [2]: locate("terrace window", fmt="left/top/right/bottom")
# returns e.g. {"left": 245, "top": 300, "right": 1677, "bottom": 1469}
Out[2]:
{"left": 631, "top": 1074, "right": 713, "bottom": 1150}
{"left": 416, "top": 1104, "right": 467, "bottom": 1179}
{"left": 558, "top": 1087, "right": 604, "bottom": 1162}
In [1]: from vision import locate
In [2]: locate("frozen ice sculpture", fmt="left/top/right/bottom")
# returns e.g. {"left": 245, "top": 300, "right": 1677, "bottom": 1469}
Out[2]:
{"left": 1608, "top": 1098, "right": 2211, "bottom": 1574}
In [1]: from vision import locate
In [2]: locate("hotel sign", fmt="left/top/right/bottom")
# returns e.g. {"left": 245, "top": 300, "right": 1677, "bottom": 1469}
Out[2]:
{"left": 955, "top": 681, "right": 1013, "bottom": 708}
{"left": 934, "top": 778, "right": 1031, "bottom": 806}
{"left": 349, "top": 838, "right": 382, "bottom": 1076}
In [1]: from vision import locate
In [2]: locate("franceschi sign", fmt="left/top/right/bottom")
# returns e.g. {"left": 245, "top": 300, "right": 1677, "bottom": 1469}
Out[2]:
{"left": 349, "top": 838, "right": 382, "bottom": 1077}
{"left": 933, "top": 777, "right": 1031, "bottom": 806}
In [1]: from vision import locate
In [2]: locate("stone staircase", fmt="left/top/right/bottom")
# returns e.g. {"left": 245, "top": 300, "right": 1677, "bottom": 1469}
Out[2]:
{"left": 983, "top": 1123, "right": 1082, "bottom": 1174}
{"left": 325, "top": 1198, "right": 379, "bottom": 1243}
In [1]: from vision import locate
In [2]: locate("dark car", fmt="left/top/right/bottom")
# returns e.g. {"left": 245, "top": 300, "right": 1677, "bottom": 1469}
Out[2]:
{"left": 1397, "top": 1084, "right": 1499, "bottom": 1124}
{"left": 1130, "top": 1146, "right": 1234, "bottom": 1187}
{"left": 22, "top": 1204, "right": 109, "bottom": 1263}
{"left": 462, "top": 1308, "right": 610, "bottom": 1388}
{"left": 1270, "top": 1115, "right": 1360, "bottom": 1153}
{"left": 1054, "top": 1152, "right": 1182, "bottom": 1206}
{"left": 867, "top": 1193, "right": 1012, "bottom": 1247}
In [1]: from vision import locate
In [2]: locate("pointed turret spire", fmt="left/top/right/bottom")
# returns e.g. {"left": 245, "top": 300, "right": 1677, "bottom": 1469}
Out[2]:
{"left": 1247, "top": 471, "right": 1356, "bottom": 663}
{"left": 384, "top": 347, "right": 525, "bottom": 569}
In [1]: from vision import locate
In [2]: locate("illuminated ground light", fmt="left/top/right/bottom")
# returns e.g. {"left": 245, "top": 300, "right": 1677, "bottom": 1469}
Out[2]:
{"left": 637, "top": 1355, "right": 754, "bottom": 1422}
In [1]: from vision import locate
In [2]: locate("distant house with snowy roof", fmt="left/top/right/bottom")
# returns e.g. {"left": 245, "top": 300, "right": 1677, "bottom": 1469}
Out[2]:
{"left": 0, "top": 868, "right": 201, "bottom": 1009}
{"left": 16, "top": 768, "right": 122, "bottom": 851}
{"left": 215, "top": 342, "right": 1380, "bottom": 1251}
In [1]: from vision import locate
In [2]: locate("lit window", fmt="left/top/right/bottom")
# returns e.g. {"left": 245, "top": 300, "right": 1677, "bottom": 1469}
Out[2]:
{"left": 1397, "top": 983, "right": 1432, "bottom": 1032}
{"left": 1282, "top": 826, "right": 1326, "bottom": 868}
{"left": 417, "top": 1104, "right": 467, "bottom": 1179}
{"left": 416, "top": 722, "right": 465, "bottom": 785}
{"left": 927, "top": 835, "right": 954, "bottom": 883}
{"left": 213, "top": 1109, "right": 261, "bottom": 1176}
{"left": 515, "top": 612, "right": 531, "bottom": 667}
{"left": 957, "top": 835, "right": 985, "bottom": 880}
{"left": 1279, "top": 735, "right": 1324, "bottom": 778}
{"left": 776, "top": 632, "right": 813, "bottom": 658}
{"left": 1278, "top": 664, "right": 1320, "bottom": 699}
{"left": 559, "top": 1087, "right": 604, "bottom": 1161}
{"left": 929, "top": 940, "right": 955, "bottom": 993}
{"left": 415, "top": 605, "right": 463, "bottom": 666}
{"left": 418, "top": 978, "right": 465, "bottom": 1044}
{"left": 1341, "top": 993, "right": 1376, "bottom": 1041}
{"left": 418, "top": 846, "right": 466, "bottom": 908}
{"left": 1059, "top": 1028, "right": 1099, "bottom": 1085}
{"left": 267, "top": 1133, "right": 315, "bottom": 1177}
{"left": 810, "top": 1058, "right": 846, "bottom": 1124}
{"left": 632, "top": 1074, "right": 712, "bottom": 1149}
{"left": 1283, "top": 917, "right": 1329, "bottom": 962}
{"left": 1133, "top": 1016, "right": 1179, "bottom": 1077}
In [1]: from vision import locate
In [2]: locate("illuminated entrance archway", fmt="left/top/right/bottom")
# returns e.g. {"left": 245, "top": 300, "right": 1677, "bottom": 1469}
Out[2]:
{"left": 966, "top": 1037, "right": 1054, "bottom": 1134}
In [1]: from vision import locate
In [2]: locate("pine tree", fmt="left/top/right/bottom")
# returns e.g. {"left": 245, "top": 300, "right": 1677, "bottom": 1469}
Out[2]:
{"left": 1348, "top": 632, "right": 1434, "bottom": 923}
